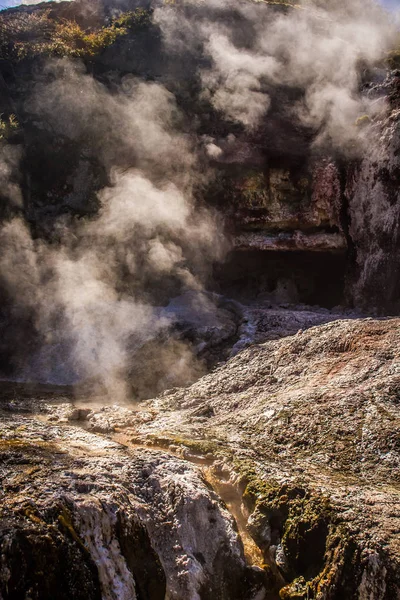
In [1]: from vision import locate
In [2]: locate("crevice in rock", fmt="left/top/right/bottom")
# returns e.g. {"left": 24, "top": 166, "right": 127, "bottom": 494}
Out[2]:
{"left": 338, "top": 159, "right": 359, "bottom": 309}
{"left": 0, "top": 517, "right": 102, "bottom": 600}
{"left": 115, "top": 512, "right": 167, "bottom": 600}
{"left": 202, "top": 468, "right": 266, "bottom": 570}
{"left": 112, "top": 434, "right": 283, "bottom": 598}
{"left": 213, "top": 250, "right": 347, "bottom": 308}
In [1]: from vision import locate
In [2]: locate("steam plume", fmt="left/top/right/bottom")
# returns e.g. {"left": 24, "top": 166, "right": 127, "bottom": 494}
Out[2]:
{"left": 155, "top": 0, "right": 396, "bottom": 149}
{"left": 0, "top": 59, "right": 226, "bottom": 400}
{"left": 0, "top": 0, "right": 396, "bottom": 400}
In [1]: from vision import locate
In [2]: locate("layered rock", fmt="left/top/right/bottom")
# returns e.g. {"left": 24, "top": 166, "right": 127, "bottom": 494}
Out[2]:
{"left": 0, "top": 1, "right": 399, "bottom": 314}
{"left": 2, "top": 317, "right": 399, "bottom": 599}
{"left": 227, "top": 159, "right": 343, "bottom": 237}
{"left": 0, "top": 406, "right": 267, "bottom": 600}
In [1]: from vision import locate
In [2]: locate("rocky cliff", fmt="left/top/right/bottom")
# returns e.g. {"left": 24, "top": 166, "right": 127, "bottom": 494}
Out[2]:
{"left": 0, "top": 0, "right": 399, "bottom": 317}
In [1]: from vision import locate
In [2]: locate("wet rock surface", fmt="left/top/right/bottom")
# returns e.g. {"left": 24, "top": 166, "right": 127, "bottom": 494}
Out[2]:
{"left": 1, "top": 316, "right": 399, "bottom": 599}
{"left": 92, "top": 318, "right": 400, "bottom": 599}
{"left": 0, "top": 413, "right": 267, "bottom": 600}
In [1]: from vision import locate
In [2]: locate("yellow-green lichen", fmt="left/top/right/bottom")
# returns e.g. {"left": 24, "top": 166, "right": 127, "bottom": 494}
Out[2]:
{"left": 57, "top": 506, "right": 89, "bottom": 554}
{"left": 355, "top": 115, "right": 371, "bottom": 128}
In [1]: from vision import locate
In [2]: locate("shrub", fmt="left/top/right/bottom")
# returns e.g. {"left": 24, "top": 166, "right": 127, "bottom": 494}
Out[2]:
{"left": 0, "top": 8, "right": 152, "bottom": 62}
{"left": 0, "top": 114, "right": 19, "bottom": 140}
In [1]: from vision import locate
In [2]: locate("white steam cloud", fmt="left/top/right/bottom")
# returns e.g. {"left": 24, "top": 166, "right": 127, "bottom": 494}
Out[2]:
{"left": 0, "top": 60, "right": 226, "bottom": 401}
{"left": 155, "top": 0, "right": 396, "bottom": 148}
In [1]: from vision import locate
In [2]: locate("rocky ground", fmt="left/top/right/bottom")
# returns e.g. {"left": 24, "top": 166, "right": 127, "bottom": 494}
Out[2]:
{"left": 1, "top": 314, "right": 399, "bottom": 600}
{"left": 0, "top": 415, "right": 267, "bottom": 600}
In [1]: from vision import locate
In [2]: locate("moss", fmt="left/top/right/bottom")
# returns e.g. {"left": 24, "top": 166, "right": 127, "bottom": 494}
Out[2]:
{"left": 355, "top": 115, "right": 371, "bottom": 128}
{"left": 228, "top": 462, "right": 361, "bottom": 599}
{"left": 279, "top": 577, "right": 309, "bottom": 599}
{"left": 236, "top": 171, "right": 269, "bottom": 209}
{"left": 232, "top": 460, "right": 281, "bottom": 506}
{"left": 243, "top": 477, "right": 281, "bottom": 507}
{"left": 280, "top": 493, "right": 331, "bottom": 580}
{"left": 232, "top": 170, "right": 273, "bottom": 213}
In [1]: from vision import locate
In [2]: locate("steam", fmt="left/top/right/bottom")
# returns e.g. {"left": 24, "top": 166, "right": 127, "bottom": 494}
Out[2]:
{"left": 27, "top": 60, "right": 197, "bottom": 185}
{"left": 0, "top": 0, "right": 396, "bottom": 400}
{"left": 201, "top": 31, "right": 275, "bottom": 128}
{"left": 0, "top": 145, "right": 23, "bottom": 209}
{"left": 0, "top": 60, "right": 225, "bottom": 400}
{"left": 155, "top": 0, "right": 396, "bottom": 149}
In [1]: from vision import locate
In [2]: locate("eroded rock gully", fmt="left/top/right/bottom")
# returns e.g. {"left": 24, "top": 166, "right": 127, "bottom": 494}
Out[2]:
{"left": 0, "top": 397, "right": 270, "bottom": 600}
{"left": 1, "top": 318, "right": 400, "bottom": 600}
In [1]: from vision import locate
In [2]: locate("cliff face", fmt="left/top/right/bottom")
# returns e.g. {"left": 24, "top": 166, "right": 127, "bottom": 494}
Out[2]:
{"left": 0, "top": 1, "right": 398, "bottom": 315}
{"left": 344, "top": 83, "right": 400, "bottom": 314}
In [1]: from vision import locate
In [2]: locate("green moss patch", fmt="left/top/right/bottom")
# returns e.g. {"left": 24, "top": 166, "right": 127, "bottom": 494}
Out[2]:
{"left": 234, "top": 465, "right": 362, "bottom": 599}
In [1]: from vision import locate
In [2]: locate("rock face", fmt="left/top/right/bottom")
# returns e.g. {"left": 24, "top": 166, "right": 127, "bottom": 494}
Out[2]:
{"left": 1, "top": 317, "right": 400, "bottom": 599}
{"left": 89, "top": 318, "right": 400, "bottom": 599}
{"left": 0, "top": 0, "right": 399, "bottom": 314}
{"left": 227, "top": 160, "right": 343, "bottom": 238}
{"left": 0, "top": 1, "right": 399, "bottom": 314}
{"left": 344, "top": 86, "right": 400, "bottom": 314}
{"left": 0, "top": 406, "right": 266, "bottom": 600}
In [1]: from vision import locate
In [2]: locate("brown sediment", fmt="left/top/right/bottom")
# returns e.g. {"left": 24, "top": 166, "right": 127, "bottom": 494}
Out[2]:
{"left": 202, "top": 467, "right": 265, "bottom": 568}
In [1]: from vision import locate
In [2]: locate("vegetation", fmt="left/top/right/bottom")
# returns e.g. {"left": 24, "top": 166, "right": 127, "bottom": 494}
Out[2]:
{"left": 355, "top": 114, "right": 371, "bottom": 128}
{"left": 387, "top": 33, "right": 400, "bottom": 69}
{"left": 240, "top": 473, "right": 359, "bottom": 600}
{"left": 0, "top": 113, "right": 19, "bottom": 140}
{"left": 388, "top": 48, "right": 400, "bottom": 70}
{"left": 0, "top": 7, "right": 152, "bottom": 62}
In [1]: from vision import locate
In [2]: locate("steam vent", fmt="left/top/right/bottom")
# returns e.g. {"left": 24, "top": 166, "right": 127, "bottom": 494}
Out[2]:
{"left": 1, "top": 0, "right": 400, "bottom": 598}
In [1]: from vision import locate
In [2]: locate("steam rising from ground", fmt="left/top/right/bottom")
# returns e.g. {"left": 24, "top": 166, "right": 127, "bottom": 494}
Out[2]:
{"left": 0, "top": 60, "right": 226, "bottom": 400}
{"left": 155, "top": 0, "right": 396, "bottom": 148}
{"left": 0, "top": 0, "right": 395, "bottom": 400}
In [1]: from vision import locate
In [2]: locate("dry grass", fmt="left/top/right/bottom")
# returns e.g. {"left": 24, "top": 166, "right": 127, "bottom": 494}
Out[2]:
{"left": 0, "top": 8, "right": 151, "bottom": 61}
